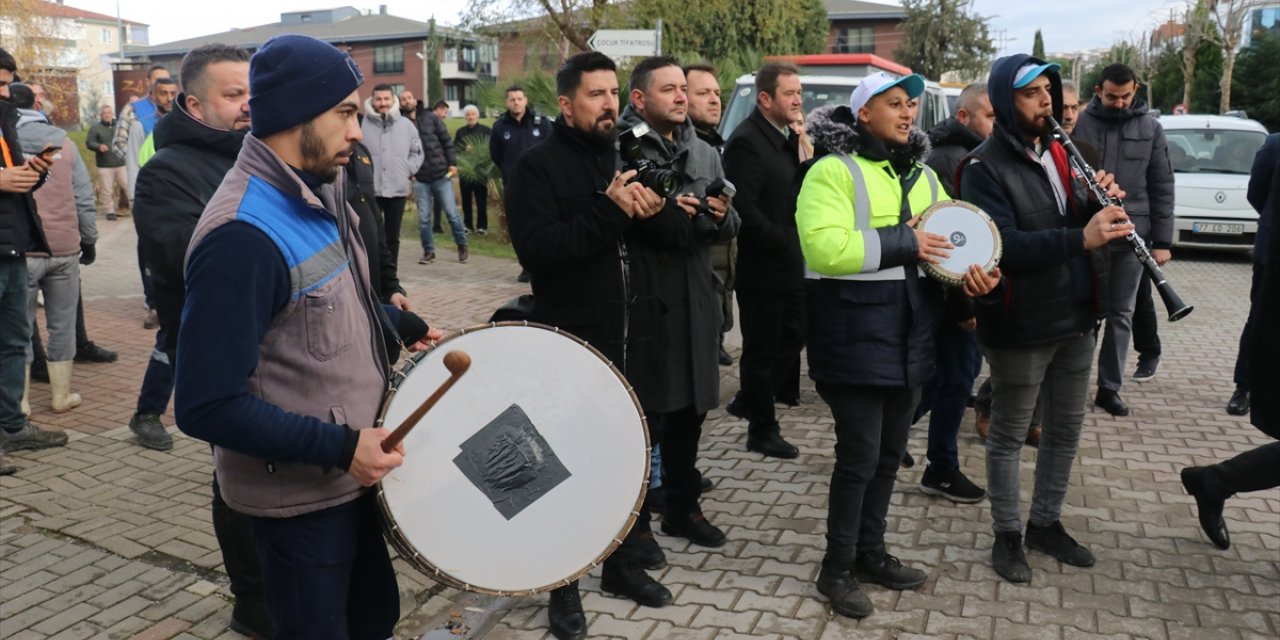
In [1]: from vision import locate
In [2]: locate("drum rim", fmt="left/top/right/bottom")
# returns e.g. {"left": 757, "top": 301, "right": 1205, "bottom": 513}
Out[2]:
{"left": 918, "top": 199, "right": 1003, "bottom": 286}
{"left": 374, "top": 320, "right": 652, "bottom": 596}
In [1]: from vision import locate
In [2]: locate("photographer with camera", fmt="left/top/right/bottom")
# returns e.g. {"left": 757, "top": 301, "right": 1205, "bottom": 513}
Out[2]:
{"left": 617, "top": 55, "right": 740, "bottom": 563}
{"left": 506, "top": 51, "right": 698, "bottom": 640}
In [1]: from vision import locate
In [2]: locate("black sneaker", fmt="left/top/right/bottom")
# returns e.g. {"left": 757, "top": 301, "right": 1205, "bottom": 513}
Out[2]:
{"left": 75, "top": 341, "right": 119, "bottom": 363}
{"left": 992, "top": 531, "right": 1032, "bottom": 583}
{"left": 854, "top": 545, "right": 926, "bottom": 590}
{"left": 129, "top": 413, "right": 174, "bottom": 451}
{"left": 815, "top": 562, "right": 873, "bottom": 619}
{"left": 661, "top": 511, "right": 726, "bottom": 548}
{"left": 600, "top": 558, "right": 672, "bottom": 608}
{"left": 725, "top": 395, "right": 747, "bottom": 419}
{"left": 632, "top": 531, "right": 667, "bottom": 570}
{"left": 1227, "top": 387, "right": 1250, "bottom": 416}
{"left": 0, "top": 422, "right": 68, "bottom": 452}
{"left": 1131, "top": 359, "right": 1158, "bottom": 382}
{"left": 921, "top": 465, "right": 986, "bottom": 503}
{"left": 1181, "top": 467, "right": 1230, "bottom": 550}
{"left": 1025, "top": 520, "right": 1095, "bottom": 567}
{"left": 548, "top": 583, "right": 587, "bottom": 640}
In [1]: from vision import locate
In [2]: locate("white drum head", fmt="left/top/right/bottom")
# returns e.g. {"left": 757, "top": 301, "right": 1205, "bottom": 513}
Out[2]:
{"left": 378, "top": 324, "right": 648, "bottom": 594}
{"left": 918, "top": 201, "right": 1001, "bottom": 284}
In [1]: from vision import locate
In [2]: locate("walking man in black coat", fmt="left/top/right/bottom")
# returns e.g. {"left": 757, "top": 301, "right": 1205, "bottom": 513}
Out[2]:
{"left": 506, "top": 51, "right": 690, "bottom": 640}
{"left": 722, "top": 61, "right": 807, "bottom": 459}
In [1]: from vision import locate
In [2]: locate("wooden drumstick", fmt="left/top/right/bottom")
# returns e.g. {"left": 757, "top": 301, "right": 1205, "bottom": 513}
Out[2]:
{"left": 381, "top": 350, "right": 471, "bottom": 453}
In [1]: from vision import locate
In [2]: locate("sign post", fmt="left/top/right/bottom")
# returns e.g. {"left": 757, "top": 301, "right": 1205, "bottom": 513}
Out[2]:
{"left": 588, "top": 29, "right": 660, "bottom": 60}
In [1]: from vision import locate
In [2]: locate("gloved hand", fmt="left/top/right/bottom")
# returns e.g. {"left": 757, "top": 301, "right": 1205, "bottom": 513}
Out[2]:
{"left": 79, "top": 242, "right": 96, "bottom": 265}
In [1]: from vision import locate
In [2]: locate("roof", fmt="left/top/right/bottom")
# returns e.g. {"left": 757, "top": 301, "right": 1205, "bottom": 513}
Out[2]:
{"left": 38, "top": 0, "right": 145, "bottom": 26}
{"left": 127, "top": 13, "right": 482, "bottom": 58}
{"left": 1158, "top": 114, "right": 1268, "bottom": 133}
{"left": 822, "top": 0, "right": 907, "bottom": 20}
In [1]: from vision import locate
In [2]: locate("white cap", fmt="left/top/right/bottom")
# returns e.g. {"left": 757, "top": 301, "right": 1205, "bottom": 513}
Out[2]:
{"left": 849, "top": 72, "right": 926, "bottom": 114}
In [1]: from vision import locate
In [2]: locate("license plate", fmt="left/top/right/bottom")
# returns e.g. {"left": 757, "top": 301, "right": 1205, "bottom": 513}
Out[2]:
{"left": 1193, "top": 222, "right": 1245, "bottom": 235}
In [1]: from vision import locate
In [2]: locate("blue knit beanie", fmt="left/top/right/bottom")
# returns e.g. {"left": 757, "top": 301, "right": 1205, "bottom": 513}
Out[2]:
{"left": 249, "top": 34, "right": 365, "bottom": 138}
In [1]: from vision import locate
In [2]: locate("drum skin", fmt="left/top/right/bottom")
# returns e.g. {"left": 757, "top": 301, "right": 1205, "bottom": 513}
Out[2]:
{"left": 376, "top": 323, "right": 650, "bottom": 595}
{"left": 917, "top": 200, "right": 1003, "bottom": 286}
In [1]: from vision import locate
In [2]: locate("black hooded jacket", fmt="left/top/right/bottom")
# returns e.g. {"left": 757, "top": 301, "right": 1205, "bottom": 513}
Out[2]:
{"left": 406, "top": 105, "right": 456, "bottom": 183}
{"left": 0, "top": 99, "right": 49, "bottom": 259}
{"left": 959, "top": 54, "right": 1106, "bottom": 348}
{"left": 926, "top": 117, "right": 985, "bottom": 197}
{"left": 133, "top": 96, "right": 246, "bottom": 353}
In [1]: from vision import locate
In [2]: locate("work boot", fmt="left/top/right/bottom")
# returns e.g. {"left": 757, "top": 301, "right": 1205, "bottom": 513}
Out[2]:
{"left": 419, "top": 251, "right": 436, "bottom": 264}
{"left": 1025, "top": 520, "right": 1095, "bottom": 567}
{"left": 815, "top": 561, "right": 873, "bottom": 619}
{"left": 992, "top": 530, "right": 1032, "bottom": 583}
{"left": 547, "top": 583, "right": 587, "bottom": 640}
{"left": 632, "top": 530, "right": 667, "bottom": 570}
{"left": 0, "top": 421, "right": 69, "bottom": 451}
{"left": 1094, "top": 388, "right": 1130, "bottom": 417}
{"left": 600, "top": 558, "right": 672, "bottom": 607}
{"left": 129, "top": 413, "right": 173, "bottom": 451}
{"left": 746, "top": 422, "right": 799, "bottom": 459}
{"left": 854, "top": 545, "right": 926, "bottom": 590}
{"left": 661, "top": 510, "right": 726, "bottom": 548}
{"left": 1181, "top": 467, "right": 1230, "bottom": 550}
{"left": 1226, "top": 386, "right": 1250, "bottom": 416}
{"left": 47, "top": 361, "right": 81, "bottom": 413}
{"left": 920, "top": 465, "right": 986, "bottom": 503}
{"left": 75, "top": 341, "right": 118, "bottom": 363}
{"left": 725, "top": 394, "right": 747, "bottom": 419}
{"left": 458, "top": 245, "right": 469, "bottom": 263}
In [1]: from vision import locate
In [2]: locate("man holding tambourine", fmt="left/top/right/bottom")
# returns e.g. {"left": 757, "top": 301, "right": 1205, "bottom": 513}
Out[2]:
{"left": 794, "top": 72, "right": 1000, "bottom": 619}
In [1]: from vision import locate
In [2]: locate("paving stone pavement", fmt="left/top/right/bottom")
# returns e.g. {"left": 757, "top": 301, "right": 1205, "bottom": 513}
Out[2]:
{"left": 2, "top": 217, "right": 1277, "bottom": 640}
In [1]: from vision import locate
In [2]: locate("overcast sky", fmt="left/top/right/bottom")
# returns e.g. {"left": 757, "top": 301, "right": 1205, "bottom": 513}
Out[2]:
{"left": 69, "top": 0, "right": 1187, "bottom": 55}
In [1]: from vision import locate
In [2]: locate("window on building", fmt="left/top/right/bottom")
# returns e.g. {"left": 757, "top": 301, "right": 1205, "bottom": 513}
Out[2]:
{"left": 446, "top": 84, "right": 460, "bottom": 102}
{"left": 833, "top": 26, "right": 875, "bottom": 54}
{"left": 374, "top": 44, "right": 404, "bottom": 74}
{"left": 459, "top": 46, "right": 477, "bottom": 72}
{"left": 100, "top": 28, "right": 112, "bottom": 43}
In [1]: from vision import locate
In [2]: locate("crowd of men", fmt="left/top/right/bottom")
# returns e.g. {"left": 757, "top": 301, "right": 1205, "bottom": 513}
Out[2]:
{"left": 1, "top": 34, "right": 1278, "bottom": 640}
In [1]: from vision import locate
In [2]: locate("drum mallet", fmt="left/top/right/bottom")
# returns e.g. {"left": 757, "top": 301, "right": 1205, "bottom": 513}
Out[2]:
{"left": 381, "top": 350, "right": 471, "bottom": 453}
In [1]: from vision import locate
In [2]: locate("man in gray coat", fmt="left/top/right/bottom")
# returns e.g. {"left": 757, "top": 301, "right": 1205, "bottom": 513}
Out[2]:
{"left": 361, "top": 83, "right": 423, "bottom": 266}
{"left": 1071, "top": 63, "right": 1175, "bottom": 417}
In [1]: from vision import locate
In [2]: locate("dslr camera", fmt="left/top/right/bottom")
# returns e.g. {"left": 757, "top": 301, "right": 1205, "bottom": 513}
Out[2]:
{"left": 689, "top": 177, "right": 736, "bottom": 243}
{"left": 619, "top": 122, "right": 682, "bottom": 198}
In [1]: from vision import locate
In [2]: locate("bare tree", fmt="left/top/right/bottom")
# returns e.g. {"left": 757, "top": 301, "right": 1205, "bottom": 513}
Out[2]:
{"left": 0, "top": 0, "right": 63, "bottom": 71}
{"left": 1204, "top": 0, "right": 1265, "bottom": 113}
{"left": 460, "top": 0, "right": 618, "bottom": 53}
{"left": 1180, "top": 0, "right": 1214, "bottom": 109}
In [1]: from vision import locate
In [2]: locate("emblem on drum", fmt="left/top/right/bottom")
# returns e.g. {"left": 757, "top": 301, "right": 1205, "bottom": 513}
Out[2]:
{"left": 950, "top": 231, "right": 967, "bottom": 247}
{"left": 453, "top": 403, "right": 572, "bottom": 520}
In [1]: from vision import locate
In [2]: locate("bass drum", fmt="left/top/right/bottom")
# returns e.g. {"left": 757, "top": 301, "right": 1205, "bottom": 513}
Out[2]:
{"left": 376, "top": 322, "right": 650, "bottom": 595}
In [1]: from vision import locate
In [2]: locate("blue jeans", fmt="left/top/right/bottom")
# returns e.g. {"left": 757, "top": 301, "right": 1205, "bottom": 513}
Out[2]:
{"left": 250, "top": 492, "right": 399, "bottom": 640}
{"left": 0, "top": 258, "right": 31, "bottom": 431}
{"left": 414, "top": 179, "right": 467, "bottom": 253}
{"left": 983, "top": 333, "right": 1094, "bottom": 533}
{"left": 915, "top": 323, "right": 983, "bottom": 471}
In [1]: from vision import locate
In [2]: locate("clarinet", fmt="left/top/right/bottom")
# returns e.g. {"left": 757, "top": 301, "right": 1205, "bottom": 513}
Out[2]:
{"left": 1047, "top": 117, "right": 1194, "bottom": 322}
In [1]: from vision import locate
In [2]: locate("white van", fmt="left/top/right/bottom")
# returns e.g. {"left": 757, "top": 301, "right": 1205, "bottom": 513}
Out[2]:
{"left": 1161, "top": 114, "right": 1269, "bottom": 252}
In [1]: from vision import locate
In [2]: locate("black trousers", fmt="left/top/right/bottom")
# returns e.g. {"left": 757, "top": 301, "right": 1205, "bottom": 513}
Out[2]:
{"left": 1132, "top": 273, "right": 1161, "bottom": 363}
{"left": 736, "top": 287, "right": 805, "bottom": 429}
{"left": 212, "top": 475, "right": 273, "bottom": 637}
{"left": 459, "top": 180, "right": 488, "bottom": 231}
{"left": 1203, "top": 441, "right": 1280, "bottom": 497}
{"left": 818, "top": 382, "right": 918, "bottom": 565}
{"left": 640, "top": 406, "right": 706, "bottom": 521}
{"left": 1234, "top": 264, "right": 1263, "bottom": 389}
{"left": 376, "top": 197, "right": 406, "bottom": 263}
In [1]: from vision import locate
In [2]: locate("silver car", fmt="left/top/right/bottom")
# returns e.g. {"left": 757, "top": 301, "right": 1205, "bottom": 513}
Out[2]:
{"left": 1163, "top": 114, "right": 1269, "bottom": 252}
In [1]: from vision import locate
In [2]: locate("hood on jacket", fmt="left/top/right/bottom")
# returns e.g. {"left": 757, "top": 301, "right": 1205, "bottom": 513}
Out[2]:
{"left": 153, "top": 93, "right": 248, "bottom": 157}
{"left": 927, "top": 116, "right": 985, "bottom": 152}
{"left": 15, "top": 109, "right": 67, "bottom": 155}
{"left": 363, "top": 97, "right": 403, "bottom": 125}
{"left": 987, "top": 54, "right": 1063, "bottom": 147}
{"left": 804, "top": 104, "right": 930, "bottom": 164}
{"left": 1082, "top": 93, "right": 1151, "bottom": 122}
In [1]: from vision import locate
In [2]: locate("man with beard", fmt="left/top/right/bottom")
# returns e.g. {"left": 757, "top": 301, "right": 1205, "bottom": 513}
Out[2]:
{"left": 362, "top": 84, "right": 425, "bottom": 265}
{"left": 130, "top": 43, "right": 270, "bottom": 637}
{"left": 1072, "top": 64, "right": 1175, "bottom": 415}
{"left": 617, "top": 55, "right": 739, "bottom": 565}
{"left": 722, "top": 61, "right": 807, "bottom": 459}
{"left": 796, "top": 73, "right": 1000, "bottom": 618}
{"left": 506, "top": 51, "right": 684, "bottom": 640}
{"left": 175, "top": 35, "right": 425, "bottom": 638}
{"left": 959, "top": 56, "right": 1132, "bottom": 584}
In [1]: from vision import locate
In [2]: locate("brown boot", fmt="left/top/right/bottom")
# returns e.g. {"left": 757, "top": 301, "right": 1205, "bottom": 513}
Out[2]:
{"left": 974, "top": 407, "right": 990, "bottom": 441}
{"left": 1025, "top": 425, "right": 1042, "bottom": 447}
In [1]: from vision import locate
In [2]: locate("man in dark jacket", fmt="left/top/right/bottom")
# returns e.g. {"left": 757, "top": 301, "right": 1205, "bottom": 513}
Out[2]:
{"left": 617, "top": 55, "right": 740, "bottom": 564}
{"left": 130, "top": 43, "right": 274, "bottom": 638}
{"left": 454, "top": 105, "right": 492, "bottom": 233}
{"left": 402, "top": 91, "right": 468, "bottom": 263}
{"left": 1072, "top": 64, "right": 1176, "bottom": 416}
{"left": 913, "top": 81, "right": 993, "bottom": 504}
{"left": 722, "top": 61, "right": 806, "bottom": 459}
{"left": 959, "top": 55, "right": 1133, "bottom": 584}
{"left": 85, "top": 104, "right": 127, "bottom": 220}
{"left": 1226, "top": 132, "right": 1279, "bottom": 416}
{"left": 0, "top": 47, "right": 66, "bottom": 476}
{"left": 490, "top": 85, "right": 553, "bottom": 185}
{"left": 507, "top": 51, "right": 687, "bottom": 640}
